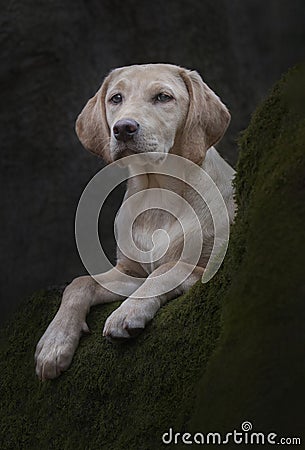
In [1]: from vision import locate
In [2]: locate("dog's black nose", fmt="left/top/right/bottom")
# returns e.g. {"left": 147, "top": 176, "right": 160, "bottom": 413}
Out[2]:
{"left": 113, "top": 119, "right": 139, "bottom": 142}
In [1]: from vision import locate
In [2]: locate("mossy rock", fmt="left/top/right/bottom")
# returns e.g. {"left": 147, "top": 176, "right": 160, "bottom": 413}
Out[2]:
{"left": 1, "top": 64, "right": 305, "bottom": 449}
{"left": 190, "top": 63, "right": 305, "bottom": 446}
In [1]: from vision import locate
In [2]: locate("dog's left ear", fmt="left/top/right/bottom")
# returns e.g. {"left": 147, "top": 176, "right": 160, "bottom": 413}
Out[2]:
{"left": 179, "top": 69, "right": 230, "bottom": 164}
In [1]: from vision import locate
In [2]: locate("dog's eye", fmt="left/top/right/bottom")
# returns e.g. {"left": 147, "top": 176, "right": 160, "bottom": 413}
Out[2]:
{"left": 110, "top": 93, "right": 123, "bottom": 104}
{"left": 155, "top": 93, "right": 173, "bottom": 103}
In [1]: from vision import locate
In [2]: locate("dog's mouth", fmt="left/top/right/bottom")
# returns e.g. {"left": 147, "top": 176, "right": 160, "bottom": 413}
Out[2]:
{"left": 111, "top": 138, "right": 162, "bottom": 161}
{"left": 112, "top": 142, "right": 139, "bottom": 160}
{"left": 110, "top": 142, "right": 170, "bottom": 169}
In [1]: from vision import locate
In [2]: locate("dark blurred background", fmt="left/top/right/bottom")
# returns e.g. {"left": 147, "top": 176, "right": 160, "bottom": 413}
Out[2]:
{"left": 1, "top": 0, "right": 305, "bottom": 322}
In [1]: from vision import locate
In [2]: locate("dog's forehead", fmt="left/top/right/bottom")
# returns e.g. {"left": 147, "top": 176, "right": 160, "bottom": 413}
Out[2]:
{"left": 106, "top": 64, "right": 186, "bottom": 92}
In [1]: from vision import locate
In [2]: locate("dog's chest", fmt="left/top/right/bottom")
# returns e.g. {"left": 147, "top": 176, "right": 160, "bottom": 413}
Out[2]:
{"left": 132, "top": 208, "right": 177, "bottom": 250}
{"left": 130, "top": 208, "right": 181, "bottom": 271}
{"left": 117, "top": 173, "right": 215, "bottom": 273}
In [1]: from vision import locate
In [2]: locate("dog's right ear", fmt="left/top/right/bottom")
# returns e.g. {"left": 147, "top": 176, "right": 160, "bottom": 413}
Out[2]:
{"left": 75, "top": 78, "right": 111, "bottom": 162}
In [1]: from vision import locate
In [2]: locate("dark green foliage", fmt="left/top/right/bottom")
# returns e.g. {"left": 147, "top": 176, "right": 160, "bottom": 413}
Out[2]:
{"left": 190, "top": 63, "right": 305, "bottom": 443}
{"left": 0, "top": 283, "right": 221, "bottom": 449}
{"left": 1, "top": 65, "right": 305, "bottom": 449}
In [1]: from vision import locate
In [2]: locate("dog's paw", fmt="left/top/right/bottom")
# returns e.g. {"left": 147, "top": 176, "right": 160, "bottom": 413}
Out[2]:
{"left": 35, "top": 319, "right": 89, "bottom": 381}
{"left": 103, "top": 298, "right": 159, "bottom": 340}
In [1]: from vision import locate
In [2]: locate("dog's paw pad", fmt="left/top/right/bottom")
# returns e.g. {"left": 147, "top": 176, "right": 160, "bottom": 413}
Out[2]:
{"left": 124, "top": 325, "right": 144, "bottom": 338}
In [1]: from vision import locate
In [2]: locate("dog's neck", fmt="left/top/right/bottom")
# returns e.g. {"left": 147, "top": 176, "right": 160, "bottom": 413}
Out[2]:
{"left": 126, "top": 163, "right": 187, "bottom": 197}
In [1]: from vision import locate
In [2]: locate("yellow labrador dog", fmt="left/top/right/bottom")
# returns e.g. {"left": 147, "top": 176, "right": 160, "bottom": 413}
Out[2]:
{"left": 35, "top": 64, "right": 235, "bottom": 380}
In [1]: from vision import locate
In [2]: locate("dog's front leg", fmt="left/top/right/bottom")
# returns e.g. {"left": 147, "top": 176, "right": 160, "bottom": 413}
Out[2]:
{"left": 35, "top": 266, "right": 143, "bottom": 380}
{"left": 103, "top": 262, "right": 204, "bottom": 340}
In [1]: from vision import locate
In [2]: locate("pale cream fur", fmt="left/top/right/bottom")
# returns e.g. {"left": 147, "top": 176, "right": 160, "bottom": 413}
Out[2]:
{"left": 35, "top": 64, "right": 235, "bottom": 380}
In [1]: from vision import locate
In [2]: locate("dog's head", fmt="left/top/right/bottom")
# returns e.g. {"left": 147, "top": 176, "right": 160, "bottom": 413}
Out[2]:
{"left": 76, "top": 63, "right": 230, "bottom": 165}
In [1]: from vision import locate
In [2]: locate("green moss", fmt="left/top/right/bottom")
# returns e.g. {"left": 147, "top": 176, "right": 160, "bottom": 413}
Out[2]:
{"left": 190, "top": 63, "right": 305, "bottom": 442}
{"left": 0, "top": 281, "right": 221, "bottom": 449}
{"left": 1, "top": 64, "right": 305, "bottom": 449}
